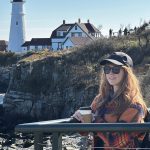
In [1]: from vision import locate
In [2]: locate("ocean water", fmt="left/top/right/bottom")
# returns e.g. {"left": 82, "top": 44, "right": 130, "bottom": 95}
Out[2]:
{"left": 0, "top": 93, "right": 5, "bottom": 104}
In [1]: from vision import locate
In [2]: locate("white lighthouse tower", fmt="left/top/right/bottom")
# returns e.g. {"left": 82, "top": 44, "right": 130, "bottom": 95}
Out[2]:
{"left": 8, "top": 0, "right": 26, "bottom": 53}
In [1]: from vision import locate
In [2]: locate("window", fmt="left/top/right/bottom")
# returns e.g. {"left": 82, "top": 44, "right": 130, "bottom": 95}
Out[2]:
{"left": 58, "top": 43, "right": 62, "bottom": 49}
{"left": 78, "top": 33, "right": 82, "bottom": 37}
{"left": 16, "top": 21, "right": 18, "bottom": 25}
{"left": 57, "top": 31, "right": 61, "bottom": 37}
{"left": 63, "top": 32, "right": 66, "bottom": 36}
{"left": 71, "top": 33, "right": 75, "bottom": 37}
{"left": 35, "top": 46, "right": 38, "bottom": 50}
{"left": 27, "top": 46, "right": 30, "bottom": 50}
{"left": 75, "top": 26, "right": 77, "bottom": 30}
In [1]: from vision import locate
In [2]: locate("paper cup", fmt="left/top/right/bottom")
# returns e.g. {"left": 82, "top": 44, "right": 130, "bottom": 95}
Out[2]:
{"left": 79, "top": 108, "right": 92, "bottom": 123}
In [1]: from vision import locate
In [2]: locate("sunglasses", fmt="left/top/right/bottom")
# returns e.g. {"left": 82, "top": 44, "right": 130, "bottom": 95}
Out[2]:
{"left": 103, "top": 65, "right": 122, "bottom": 74}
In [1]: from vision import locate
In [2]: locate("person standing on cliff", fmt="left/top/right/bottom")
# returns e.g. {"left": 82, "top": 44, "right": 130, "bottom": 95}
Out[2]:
{"left": 73, "top": 51, "right": 147, "bottom": 149}
{"left": 109, "top": 29, "right": 113, "bottom": 38}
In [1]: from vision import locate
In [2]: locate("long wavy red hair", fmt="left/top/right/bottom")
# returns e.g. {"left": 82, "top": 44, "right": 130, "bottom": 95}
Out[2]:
{"left": 97, "top": 66, "right": 147, "bottom": 115}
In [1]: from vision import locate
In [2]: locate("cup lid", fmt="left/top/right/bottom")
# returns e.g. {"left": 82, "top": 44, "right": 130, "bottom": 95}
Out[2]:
{"left": 79, "top": 106, "right": 91, "bottom": 110}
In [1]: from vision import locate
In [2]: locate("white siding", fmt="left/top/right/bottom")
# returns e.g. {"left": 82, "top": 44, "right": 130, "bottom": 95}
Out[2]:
{"left": 51, "top": 23, "right": 101, "bottom": 50}
{"left": 22, "top": 47, "right": 27, "bottom": 52}
{"left": 22, "top": 45, "right": 51, "bottom": 52}
{"left": 51, "top": 25, "right": 88, "bottom": 50}
{"left": 66, "top": 25, "right": 87, "bottom": 38}
{"left": 51, "top": 38, "right": 65, "bottom": 50}
{"left": 8, "top": 1, "right": 26, "bottom": 52}
{"left": 63, "top": 38, "right": 74, "bottom": 49}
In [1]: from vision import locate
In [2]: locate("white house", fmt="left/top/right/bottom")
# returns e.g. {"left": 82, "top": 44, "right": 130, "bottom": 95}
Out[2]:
{"left": 22, "top": 38, "right": 51, "bottom": 51}
{"left": 22, "top": 19, "right": 102, "bottom": 51}
{"left": 51, "top": 19, "right": 102, "bottom": 50}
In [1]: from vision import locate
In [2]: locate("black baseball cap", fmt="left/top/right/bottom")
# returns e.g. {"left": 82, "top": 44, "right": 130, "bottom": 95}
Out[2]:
{"left": 100, "top": 52, "right": 133, "bottom": 67}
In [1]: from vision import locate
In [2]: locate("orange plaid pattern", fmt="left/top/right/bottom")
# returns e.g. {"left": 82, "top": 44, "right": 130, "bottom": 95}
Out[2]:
{"left": 91, "top": 100, "right": 145, "bottom": 149}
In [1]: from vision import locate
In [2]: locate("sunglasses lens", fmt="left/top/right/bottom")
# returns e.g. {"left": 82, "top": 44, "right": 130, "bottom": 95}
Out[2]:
{"left": 104, "top": 66, "right": 111, "bottom": 74}
{"left": 103, "top": 66, "right": 121, "bottom": 74}
{"left": 112, "top": 66, "right": 121, "bottom": 74}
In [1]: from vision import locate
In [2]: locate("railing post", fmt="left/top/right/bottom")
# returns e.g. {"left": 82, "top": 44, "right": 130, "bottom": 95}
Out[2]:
{"left": 34, "top": 132, "right": 43, "bottom": 150}
{"left": 52, "top": 132, "right": 62, "bottom": 150}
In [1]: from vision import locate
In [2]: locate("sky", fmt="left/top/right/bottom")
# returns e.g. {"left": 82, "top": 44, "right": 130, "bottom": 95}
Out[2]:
{"left": 0, "top": 0, "right": 150, "bottom": 41}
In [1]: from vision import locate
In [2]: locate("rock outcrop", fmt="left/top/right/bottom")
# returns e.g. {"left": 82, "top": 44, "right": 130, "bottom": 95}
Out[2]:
{"left": 0, "top": 66, "right": 11, "bottom": 93}
{"left": 3, "top": 49, "right": 105, "bottom": 122}
{"left": 3, "top": 44, "right": 150, "bottom": 124}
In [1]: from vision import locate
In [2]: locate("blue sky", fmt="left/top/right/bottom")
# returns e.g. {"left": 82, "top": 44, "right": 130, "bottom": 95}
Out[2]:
{"left": 0, "top": 0, "right": 150, "bottom": 41}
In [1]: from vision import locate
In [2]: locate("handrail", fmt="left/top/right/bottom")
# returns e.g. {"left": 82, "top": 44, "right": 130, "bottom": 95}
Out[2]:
{"left": 15, "top": 118, "right": 150, "bottom": 150}
{"left": 16, "top": 121, "right": 150, "bottom": 133}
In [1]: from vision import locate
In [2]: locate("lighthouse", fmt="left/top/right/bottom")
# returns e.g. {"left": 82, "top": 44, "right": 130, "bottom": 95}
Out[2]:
{"left": 8, "top": 0, "right": 26, "bottom": 53}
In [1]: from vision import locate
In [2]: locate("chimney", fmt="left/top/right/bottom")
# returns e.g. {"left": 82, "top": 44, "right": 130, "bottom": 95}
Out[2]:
{"left": 87, "top": 19, "right": 90, "bottom": 23}
{"left": 63, "top": 20, "right": 65, "bottom": 24}
{"left": 78, "top": 18, "right": 81, "bottom": 24}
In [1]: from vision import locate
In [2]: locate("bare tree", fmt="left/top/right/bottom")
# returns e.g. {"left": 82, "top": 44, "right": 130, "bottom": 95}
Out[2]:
{"left": 120, "top": 24, "right": 124, "bottom": 31}
{"left": 139, "top": 18, "right": 143, "bottom": 27}
{"left": 97, "top": 25, "right": 103, "bottom": 31}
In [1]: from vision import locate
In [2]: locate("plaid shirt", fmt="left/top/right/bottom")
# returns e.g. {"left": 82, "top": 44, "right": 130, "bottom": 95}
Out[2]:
{"left": 91, "top": 95, "right": 145, "bottom": 150}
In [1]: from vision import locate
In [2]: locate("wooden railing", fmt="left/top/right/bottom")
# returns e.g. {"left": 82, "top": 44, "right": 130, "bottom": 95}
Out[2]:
{"left": 15, "top": 118, "right": 150, "bottom": 150}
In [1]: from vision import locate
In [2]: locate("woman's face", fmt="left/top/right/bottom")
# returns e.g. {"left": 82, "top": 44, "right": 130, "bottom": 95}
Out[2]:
{"left": 104, "top": 64, "right": 125, "bottom": 88}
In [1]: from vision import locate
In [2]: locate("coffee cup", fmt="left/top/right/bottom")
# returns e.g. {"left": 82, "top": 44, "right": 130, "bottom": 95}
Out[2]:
{"left": 79, "top": 107, "right": 92, "bottom": 123}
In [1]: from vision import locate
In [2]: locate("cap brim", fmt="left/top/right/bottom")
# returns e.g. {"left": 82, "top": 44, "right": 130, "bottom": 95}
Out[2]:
{"left": 100, "top": 59, "right": 124, "bottom": 66}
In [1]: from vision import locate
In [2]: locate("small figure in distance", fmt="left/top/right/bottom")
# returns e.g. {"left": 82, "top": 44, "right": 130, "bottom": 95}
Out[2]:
{"left": 109, "top": 28, "right": 113, "bottom": 38}
{"left": 124, "top": 27, "right": 128, "bottom": 36}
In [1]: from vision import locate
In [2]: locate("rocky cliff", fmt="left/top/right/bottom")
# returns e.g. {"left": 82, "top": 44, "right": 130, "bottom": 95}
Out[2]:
{"left": 3, "top": 49, "right": 106, "bottom": 122}
{"left": 3, "top": 39, "right": 150, "bottom": 124}
{"left": 0, "top": 66, "right": 11, "bottom": 93}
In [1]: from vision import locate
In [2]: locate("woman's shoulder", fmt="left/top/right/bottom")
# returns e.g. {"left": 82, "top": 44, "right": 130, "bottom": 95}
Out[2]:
{"left": 119, "top": 103, "right": 146, "bottom": 122}
{"left": 130, "top": 103, "right": 143, "bottom": 110}
{"left": 129, "top": 103, "right": 145, "bottom": 117}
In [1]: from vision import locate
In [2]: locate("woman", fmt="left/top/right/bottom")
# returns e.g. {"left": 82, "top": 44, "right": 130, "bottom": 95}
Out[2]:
{"left": 73, "top": 51, "right": 147, "bottom": 149}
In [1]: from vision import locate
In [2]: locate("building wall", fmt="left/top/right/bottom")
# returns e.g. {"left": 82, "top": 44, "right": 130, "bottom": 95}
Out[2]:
{"left": 22, "top": 45, "right": 49, "bottom": 52}
{"left": 22, "top": 47, "right": 27, "bottom": 52}
{"left": 8, "top": 2, "right": 26, "bottom": 52}
{"left": 51, "top": 38, "right": 65, "bottom": 50}
{"left": 66, "top": 25, "right": 87, "bottom": 38}
{"left": 51, "top": 25, "right": 88, "bottom": 50}
{"left": 63, "top": 39, "right": 74, "bottom": 49}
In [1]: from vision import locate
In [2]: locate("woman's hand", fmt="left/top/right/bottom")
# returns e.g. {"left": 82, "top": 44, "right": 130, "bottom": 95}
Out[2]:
{"left": 72, "top": 110, "right": 85, "bottom": 123}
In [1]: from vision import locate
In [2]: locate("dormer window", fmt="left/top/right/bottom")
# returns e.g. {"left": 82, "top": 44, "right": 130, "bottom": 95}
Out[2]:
{"left": 75, "top": 26, "right": 77, "bottom": 30}
{"left": 57, "top": 31, "right": 61, "bottom": 37}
